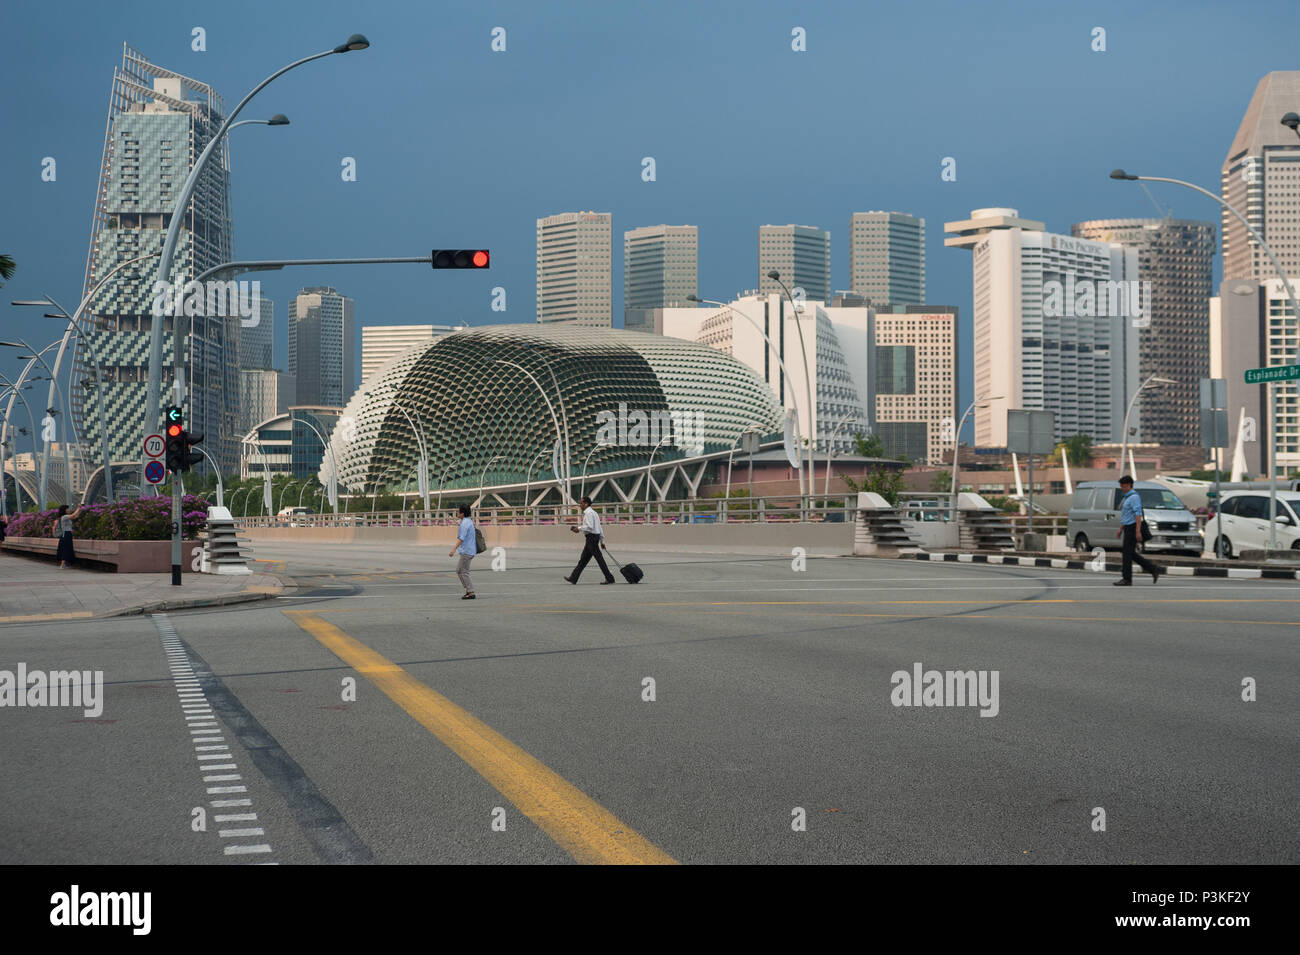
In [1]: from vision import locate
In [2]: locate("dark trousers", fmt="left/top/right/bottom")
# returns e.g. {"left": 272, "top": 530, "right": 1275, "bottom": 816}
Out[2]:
{"left": 572, "top": 533, "right": 614, "bottom": 582}
{"left": 1121, "top": 523, "right": 1160, "bottom": 581}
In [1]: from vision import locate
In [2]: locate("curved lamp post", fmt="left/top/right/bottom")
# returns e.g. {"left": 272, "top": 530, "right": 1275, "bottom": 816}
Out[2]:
{"left": 0, "top": 339, "right": 81, "bottom": 508}
{"left": 277, "top": 480, "right": 297, "bottom": 516}
{"left": 1119, "top": 375, "right": 1175, "bottom": 479}
{"left": 478, "top": 454, "right": 504, "bottom": 509}
{"left": 390, "top": 399, "right": 431, "bottom": 511}
{"left": 0, "top": 377, "right": 41, "bottom": 514}
{"left": 950, "top": 395, "right": 1003, "bottom": 509}
{"left": 766, "top": 272, "right": 817, "bottom": 510}
{"left": 579, "top": 445, "right": 601, "bottom": 501}
{"left": 689, "top": 295, "right": 807, "bottom": 502}
{"left": 436, "top": 464, "right": 454, "bottom": 514}
{"left": 646, "top": 434, "right": 674, "bottom": 519}
{"left": 493, "top": 359, "right": 569, "bottom": 503}
{"left": 526, "top": 446, "right": 554, "bottom": 521}
{"left": 142, "top": 33, "right": 369, "bottom": 476}
{"left": 371, "top": 465, "right": 396, "bottom": 514}
{"left": 295, "top": 411, "right": 341, "bottom": 513}
{"left": 823, "top": 418, "right": 860, "bottom": 498}
{"left": 1112, "top": 167, "right": 1300, "bottom": 551}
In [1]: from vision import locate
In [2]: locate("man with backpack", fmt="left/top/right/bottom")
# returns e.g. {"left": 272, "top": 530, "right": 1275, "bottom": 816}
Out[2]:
{"left": 449, "top": 503, "right": 479, "bottom": 599}
{"left": 565, "top": 496, "right": 616, "bottom": 585}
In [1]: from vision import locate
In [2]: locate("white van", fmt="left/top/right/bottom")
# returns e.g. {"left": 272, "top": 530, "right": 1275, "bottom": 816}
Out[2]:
{"left": 1067, "top": 481, "right": 1202, "bottom": 554}
{"left": 1208, "top": 491, "right": 1300, "bottom": 557}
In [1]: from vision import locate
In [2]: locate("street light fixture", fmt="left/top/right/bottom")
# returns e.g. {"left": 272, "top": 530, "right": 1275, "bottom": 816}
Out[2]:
{"left": 478, "top": 454, "right": 504, "bottom": 509}
{"left": 766, "top": 271, "right": 817, "bottom": 514}
{"left": 1112, "top": 166, "right": 1300, "bottom": 552}
{"left": 1120, "top": 375, "right": 1175, "bottom": 479}
{"left": 950, "top": 395, "right": 1003, "bottom": 510}
{"left": 646, "top": 434, "right": 674, "bottom": 519}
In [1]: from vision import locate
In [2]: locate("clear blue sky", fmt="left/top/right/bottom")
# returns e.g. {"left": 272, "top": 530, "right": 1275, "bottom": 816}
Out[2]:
{"left": 2, "top": 0, "right": 1297, "bottom": 453}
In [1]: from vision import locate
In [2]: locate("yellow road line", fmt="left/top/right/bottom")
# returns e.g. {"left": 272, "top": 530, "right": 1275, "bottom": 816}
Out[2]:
{"left": 284, "top": 610, "right": 676, "bottom": 865}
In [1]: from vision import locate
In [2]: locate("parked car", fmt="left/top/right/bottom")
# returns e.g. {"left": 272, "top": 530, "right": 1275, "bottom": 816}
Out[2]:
{"left": 1067, "top": 481, "right": 1202, "bottom": 554}
{"left": 276, "top": 506, "right": 315, "bottom": 526}
{"left": 1206, "top": 491, "right": 1300, "bottom": 558}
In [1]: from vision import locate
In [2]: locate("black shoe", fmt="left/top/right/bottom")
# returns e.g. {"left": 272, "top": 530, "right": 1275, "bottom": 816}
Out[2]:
{"left": 564, "top": 575, "right": 577, "bottom": 585}
{"left": 1113, "top": 579, "right": 1132, "bottom": 586}
{"left": 1151, "top": 567, "right": 1163, "bottom": 584}
{"left": 462, "top": 593, "right": 476, "bottom": 600}
{"left": 601, "top": 578, "right": 616, "bottom": 585}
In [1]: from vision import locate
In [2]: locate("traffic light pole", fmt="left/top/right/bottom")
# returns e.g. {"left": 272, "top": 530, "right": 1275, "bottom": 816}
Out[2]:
{"left": 171, "top": 308, "right": 187, "bottom": 586}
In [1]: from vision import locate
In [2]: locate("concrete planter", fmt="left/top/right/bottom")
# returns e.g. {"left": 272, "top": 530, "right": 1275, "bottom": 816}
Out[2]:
{"left": 1, "top": 536, "right": 203, "bottom": 573}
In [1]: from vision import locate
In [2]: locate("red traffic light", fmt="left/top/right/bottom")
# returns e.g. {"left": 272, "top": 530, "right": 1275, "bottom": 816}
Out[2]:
{"left": 167, "top": 423, "right": 183, "bottom": 438}
{"left": 431, "top": 249, "right": 490, "bottom": 269}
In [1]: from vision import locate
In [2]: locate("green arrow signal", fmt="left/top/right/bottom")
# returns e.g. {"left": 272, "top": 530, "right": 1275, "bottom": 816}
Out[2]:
{"left": 165, "top": 405, "right": 183, "bottom": 423}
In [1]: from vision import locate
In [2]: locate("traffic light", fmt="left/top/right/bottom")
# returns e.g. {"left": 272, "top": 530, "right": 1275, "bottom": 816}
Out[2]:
{"left": 431, "top": 249, "right": 489, "bottom": 269}
{"left": 164, "top": 408, "right": 204, "bottom": 472}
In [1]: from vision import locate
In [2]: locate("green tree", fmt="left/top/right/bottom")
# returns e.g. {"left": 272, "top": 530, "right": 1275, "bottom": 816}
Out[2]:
{"left": 929, "top": 470, "right": 952, "bottom": 493}
{"left": 1050, "top": 433, "right": 1093, "bottom": 467}
{"left": 840, "top": 466, "right": 906, "bottom": 506}
{"left": 854, "top": 432, "right": 885, "bottom": 458}
{"left": 0, "top": 254, "right": 14, "bottom": 289}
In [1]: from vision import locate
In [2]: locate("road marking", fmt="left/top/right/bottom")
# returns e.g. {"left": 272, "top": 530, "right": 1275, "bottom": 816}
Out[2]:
{"left": 223, "top": 844, "right": 272, "bottom": 855}
{"left": 211, "top": 799, "right": 252, "bottom": 807}
{"left": 0, "top": 611, "right": 96, "bottom": 624}
{"left": 153, "top": 614, "right": 276, "bottom": 864}
{"left": 286, "top": 610, "right": 677, "bottom": 866}
{"left": 214, "top": 813, "right": 258, "bottom": 822}
{"left": 219, "top": 828, "right": 266, "bottom": 838}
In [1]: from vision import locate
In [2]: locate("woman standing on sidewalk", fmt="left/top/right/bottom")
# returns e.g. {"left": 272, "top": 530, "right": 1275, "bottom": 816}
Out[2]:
{"left": 55, "top": 503, "right": 82, "bottom": 569}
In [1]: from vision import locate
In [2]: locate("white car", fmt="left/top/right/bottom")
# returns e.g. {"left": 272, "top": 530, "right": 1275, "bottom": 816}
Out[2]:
{"left": 1208, "top": 491, "right": 1300, "bottom": 557}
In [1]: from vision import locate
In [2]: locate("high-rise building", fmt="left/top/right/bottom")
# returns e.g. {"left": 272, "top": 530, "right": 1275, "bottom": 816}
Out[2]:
{"left": 946, "top": 208, "right": 1140, "bottom": 447}
{"left": 536, "top": 211, "right": 612, "bottom": 326}
{"left": 1214, "top": 278, "right": 1299, "bottom": 478}
{"left": 1221, "top": 72, "right": 1300, "bottom": 284}
{"left": 239, "top": 369, "right": 295, "bottom": 435}
{"left": 873, "top": 306, "right": 958, "bottom": 464}
{"left": 76, "top": 45, "right": 238, "bottom": 472}
{"left": 360, "top": 325, "right": 459, "bottom": 384}
{"left": 758, "top": 225, "right": 831, "bottom": 304}
{"left": 1071, "top": 218, "right": 1215, "bottom": 447}
{"left": 624, "top": 225, "right": 698, "bottom": 321}
{"left": 849, "top": 212, "right": 925, "bottom": 307}
{"left": 289, "top": 287, "right": 356, "bottom": 408}
{"left": 239, "top": 294, "right": 274, "bottom": 370}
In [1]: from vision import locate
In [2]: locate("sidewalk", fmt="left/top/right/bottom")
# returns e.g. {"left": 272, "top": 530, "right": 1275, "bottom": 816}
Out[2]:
{"left": 0, "top": 552, "right": 289, "bottom": 623}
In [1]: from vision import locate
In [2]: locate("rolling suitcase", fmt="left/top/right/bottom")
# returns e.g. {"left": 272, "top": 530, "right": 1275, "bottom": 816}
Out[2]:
{"left": 603, "top": 545, "right": 644, "bottom": 584}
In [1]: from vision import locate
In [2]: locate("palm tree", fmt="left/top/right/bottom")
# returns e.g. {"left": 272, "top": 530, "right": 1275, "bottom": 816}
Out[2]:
{"left": 0, "top": 254, "right": 14, "bottom": 288}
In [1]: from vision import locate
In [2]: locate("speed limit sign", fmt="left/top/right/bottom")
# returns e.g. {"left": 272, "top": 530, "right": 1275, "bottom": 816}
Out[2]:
{"left": 143, "top": 433, "right": 165, "bottom": 458}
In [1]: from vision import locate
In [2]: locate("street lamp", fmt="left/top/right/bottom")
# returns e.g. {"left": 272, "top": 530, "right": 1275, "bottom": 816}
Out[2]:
{"left": 689, "top": 295, "right": 807, "bottom": 504}
{"left": 527, "top": 446, "right": 555, "bottom": 521}
{"left": 950, "top": 395, "right": 1003, "bottom": 510}
{"left": 478, "top": 454, "right": 504, "bottom": 508}
{"left": 436, "top": 464, "right": 454, "bottom": 515}
{"left": 295, "top": 411, "right": 341, "bottom": 513}
{"left": 0, "top": 339, "right": 72, "bottom": 508}
{"left": 1119, "top": 375, "right": 1175, "bottom": 479}
{"left": 724, "top": 425, "right": 763, "bottom": 522}
{"left": 390, "top": 399, "right": 431, "bottom": 511}
{"left": 371, "top": 466, "right": 396, "bottom": 514}
{"left": 579, "top": 445, "right": 600, "bottom": 501}
{"left": 766, "top": 272, "right": 817, "bottom": 511}
{"left": 1112, "top": 168, "right": 1300, "bottom": 550}
{"left": 278, "top": 480, "right": 297, "bottom": 517}
{"left": 0, "top": 380, "right": 40, "bottom": 514}
{"left": 142, "top": 34, "right": 369, "bottom": 477}
{"left": 646, "top": 434, "right": 674, "bottom": 519}
{"left": 493, "top": 359, "right": 569, "bottom": 503}
{"left": 823, "top": 418, "right": 860, "bottom": 497}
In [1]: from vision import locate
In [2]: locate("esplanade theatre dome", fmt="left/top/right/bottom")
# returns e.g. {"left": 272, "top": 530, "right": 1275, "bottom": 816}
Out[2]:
{"left": 320, "top": 324, "right": 784, "bottom": 500}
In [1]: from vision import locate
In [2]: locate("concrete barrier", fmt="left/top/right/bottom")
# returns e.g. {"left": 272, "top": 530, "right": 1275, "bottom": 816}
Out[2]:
{"left": 2, "top": 536, "right": 204, "bottom": 573}
{"left": 242, "top": 521, "right": 856, "bottom": 555}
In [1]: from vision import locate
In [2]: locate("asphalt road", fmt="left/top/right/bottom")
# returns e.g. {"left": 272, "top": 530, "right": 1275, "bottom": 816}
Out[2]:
{"left": 2, "top": 541, "right": 1296, "bottom": 864}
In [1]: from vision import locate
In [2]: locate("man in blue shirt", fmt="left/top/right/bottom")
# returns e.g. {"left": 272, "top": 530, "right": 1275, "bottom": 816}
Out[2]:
{"left": 449, "top": 503, "right": 477, "bottom": 599}
{"left": 1114, "top": 475, "right": 1163, "bottom": 586}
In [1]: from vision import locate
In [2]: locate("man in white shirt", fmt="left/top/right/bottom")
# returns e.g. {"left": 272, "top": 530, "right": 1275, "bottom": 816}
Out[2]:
{"left": 565, "top": 496, "right": 616, "bottom": 585}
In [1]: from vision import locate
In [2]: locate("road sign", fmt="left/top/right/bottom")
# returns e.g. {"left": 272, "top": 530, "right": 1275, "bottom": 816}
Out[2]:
{"left": 1245, "top": 365, "right": 1300, "bottom": 384}
{"left": 1006, "top": 410, "right": 1056, "bottom": 455}
{"left": 144, "top": 460, "right": 166, "bottom": 485}
{"left": 143, "top": 434, "right": 165, "bottom": 458}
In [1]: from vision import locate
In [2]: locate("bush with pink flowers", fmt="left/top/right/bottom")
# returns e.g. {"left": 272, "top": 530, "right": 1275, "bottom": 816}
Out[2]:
{"left": 4, "top": 495, "right": 208, "bottom": 541}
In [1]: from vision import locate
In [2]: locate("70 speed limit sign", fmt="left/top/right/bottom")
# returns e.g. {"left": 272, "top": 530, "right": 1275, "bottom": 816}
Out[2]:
{"left": 143, "top": 434, "right": 165, "bottom": 458}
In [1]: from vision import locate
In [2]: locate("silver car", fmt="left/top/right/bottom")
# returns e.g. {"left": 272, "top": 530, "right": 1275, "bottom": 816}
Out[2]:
{"left": 1067, "top": 481, "right": 1201, "bottom": 554}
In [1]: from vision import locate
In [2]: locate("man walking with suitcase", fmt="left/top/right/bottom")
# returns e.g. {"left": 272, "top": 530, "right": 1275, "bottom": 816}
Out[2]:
{"left": 565, "top": 496, "right": 616, "bottom": 585}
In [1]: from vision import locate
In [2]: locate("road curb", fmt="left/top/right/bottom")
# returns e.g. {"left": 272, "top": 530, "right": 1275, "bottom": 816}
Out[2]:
{"left": 910, "top": 551, "right": 1300, "bottom": 581}
{"left": 100, "top": 573, "right": 291, "bottom": 618}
